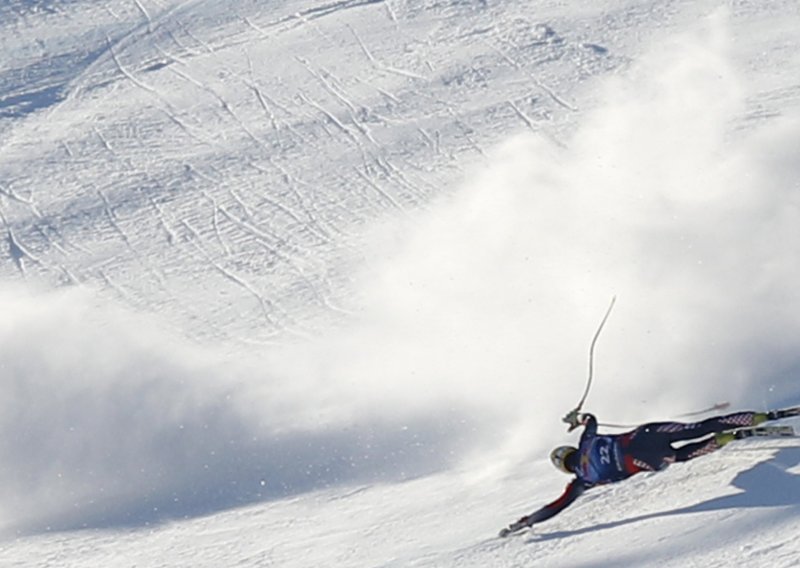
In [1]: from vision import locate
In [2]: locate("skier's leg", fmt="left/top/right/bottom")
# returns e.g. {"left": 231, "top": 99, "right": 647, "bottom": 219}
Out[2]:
{"left": 641, "top": 411, "right": 768, "bottom": 443}
{"left": 673, "top": 432, "right": 735, "bottom": 462}
{"left": 621, "top": 428, "right": 676, "bottom": 471}
{"left": 622, "top": 413, "right": 766, "bottom": 471}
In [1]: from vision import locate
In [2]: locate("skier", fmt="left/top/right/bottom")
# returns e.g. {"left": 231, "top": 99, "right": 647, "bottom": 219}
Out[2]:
{"left": 499, "top": 406, "right": 800, "bottom": 537}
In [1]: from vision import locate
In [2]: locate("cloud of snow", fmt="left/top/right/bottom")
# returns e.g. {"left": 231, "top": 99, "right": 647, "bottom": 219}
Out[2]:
{"left": 284, "top": 14, "right": 800, "bottom": 468}
{"left": 0, "top": 286, "right": 468, "bottom": 534}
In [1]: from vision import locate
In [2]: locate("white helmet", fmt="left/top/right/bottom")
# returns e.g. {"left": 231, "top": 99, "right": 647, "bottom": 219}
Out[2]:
{"left": 550, "top": 445, "right": 578, "bottom": 473}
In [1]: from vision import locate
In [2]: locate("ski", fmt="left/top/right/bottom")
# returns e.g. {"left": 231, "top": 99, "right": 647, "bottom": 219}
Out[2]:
{"left": 678, "top": 401, "right": 730, "bottom": 417}
{"left": 734, "top": 425, "right": 796, "bottom": 439}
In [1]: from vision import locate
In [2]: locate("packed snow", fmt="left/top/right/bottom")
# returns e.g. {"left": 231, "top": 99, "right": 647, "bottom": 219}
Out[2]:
{"left": 1, "top": 0, "right": 800, "bottom": 566}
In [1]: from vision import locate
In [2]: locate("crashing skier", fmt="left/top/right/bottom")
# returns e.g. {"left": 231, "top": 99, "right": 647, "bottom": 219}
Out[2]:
{"left": 499, "top": 406, "right": 800, "bottom": 537}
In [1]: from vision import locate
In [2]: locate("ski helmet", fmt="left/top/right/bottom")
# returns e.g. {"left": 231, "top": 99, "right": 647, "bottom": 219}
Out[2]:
{"left": 550, "top": 446, "right": 578, "bottom": 473}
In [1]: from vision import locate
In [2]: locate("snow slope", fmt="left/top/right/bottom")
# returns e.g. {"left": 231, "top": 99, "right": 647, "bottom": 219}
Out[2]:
{"left": 1, "top": 0, "right": 800, "bottom": 566}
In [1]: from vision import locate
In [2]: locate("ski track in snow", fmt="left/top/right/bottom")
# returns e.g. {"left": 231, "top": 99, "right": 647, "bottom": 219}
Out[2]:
{"left": 0, "top": 0, "right": 622, "bottom": 344}
{"left": 1, "top": 0, "right": 800, "bottom": 566}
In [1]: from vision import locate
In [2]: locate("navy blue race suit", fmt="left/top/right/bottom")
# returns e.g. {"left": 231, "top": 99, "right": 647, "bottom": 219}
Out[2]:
{"left": 515, "top": 411, "right": 762, "bottom": 527}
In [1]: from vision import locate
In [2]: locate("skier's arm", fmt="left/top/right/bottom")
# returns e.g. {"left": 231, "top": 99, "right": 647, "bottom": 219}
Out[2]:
{"left": 501, "top": 479, "right": 587, "bottom": 535}
{"left": 580, "top": 413, "right": 598, "bottom": 440}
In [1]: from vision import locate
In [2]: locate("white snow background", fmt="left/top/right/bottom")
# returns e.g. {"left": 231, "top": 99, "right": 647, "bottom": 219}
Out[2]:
{"left": 1, "top": 0, "right": 800, "bottom": 566}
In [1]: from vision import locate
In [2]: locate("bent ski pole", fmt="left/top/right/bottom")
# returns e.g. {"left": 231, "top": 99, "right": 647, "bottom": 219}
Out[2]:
{"left": 563, "top": 296, "right": 616, "bottom": 431}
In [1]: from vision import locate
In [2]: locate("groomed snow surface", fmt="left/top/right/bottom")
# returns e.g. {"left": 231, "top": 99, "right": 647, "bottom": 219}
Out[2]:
{"left": 1, "top": 1, "right": 800, "bottom": 566}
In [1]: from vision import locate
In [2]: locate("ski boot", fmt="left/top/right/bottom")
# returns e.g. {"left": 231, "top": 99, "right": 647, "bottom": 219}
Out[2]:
{"left": 767, "top": 406, "right": 800, "bottom": 421}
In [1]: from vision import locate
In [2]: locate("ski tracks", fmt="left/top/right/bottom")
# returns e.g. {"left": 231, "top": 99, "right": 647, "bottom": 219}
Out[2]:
{"left": 0, "top": 0, "right": 618, "bottom": 344}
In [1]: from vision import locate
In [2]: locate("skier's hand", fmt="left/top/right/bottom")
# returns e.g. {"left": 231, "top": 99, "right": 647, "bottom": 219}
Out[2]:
{"left": 563, "top": 408, "right": 581, "bottom": 431}
{"left": 499, "top": 517, "right": 531, "bottom": 537}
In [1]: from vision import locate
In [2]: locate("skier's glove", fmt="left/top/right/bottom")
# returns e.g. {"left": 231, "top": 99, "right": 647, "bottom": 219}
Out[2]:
{"left": 499, "top": 516, "right": 531, "bottom": 537}
{"left": 563, "top": 408, "right": 581, "bottom": 432}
